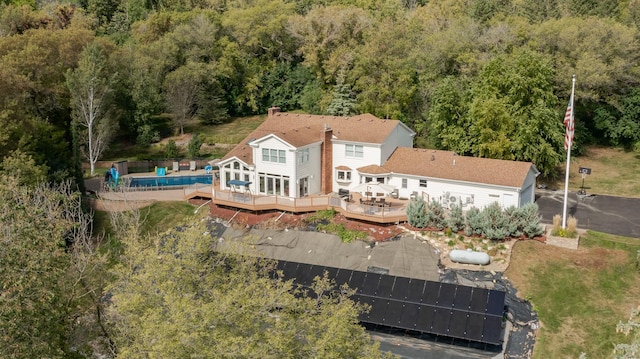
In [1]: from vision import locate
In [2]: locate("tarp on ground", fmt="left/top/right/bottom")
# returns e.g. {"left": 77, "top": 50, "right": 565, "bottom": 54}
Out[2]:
{"left": 215, "top": 226, "right": 440, "bottom": 282}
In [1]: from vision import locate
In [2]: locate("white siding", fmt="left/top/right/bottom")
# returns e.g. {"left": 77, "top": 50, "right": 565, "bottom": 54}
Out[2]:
{"left": 251, "top": 137, "right": 296, "bottom": 196}
{"left": 332, "top": 141, "right": 382, "bottom": 191}
{"left": 296, "top": 143, "right": 322, "bottom": 196}
{"left": 388, "top": 175, "right": 523, "bottom": 210}
{"left": 380, "top": 124, "right": 414, "bottom": 162}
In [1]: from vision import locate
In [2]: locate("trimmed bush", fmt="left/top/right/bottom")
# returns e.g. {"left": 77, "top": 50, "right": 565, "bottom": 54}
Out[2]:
{"left": 447, "top": 203, "right": 465, "bottom": 233}
{"left": 426, "top": 199, "right": 447, "bottom": 230}
{"left": 464, "top": 207, "right": 483, "bottom": 236}
{"left": 407, "top": 197, "right": 428, "bottom": 228}
{"left": 164, "top": 140, "right": 179, "bottom": 158}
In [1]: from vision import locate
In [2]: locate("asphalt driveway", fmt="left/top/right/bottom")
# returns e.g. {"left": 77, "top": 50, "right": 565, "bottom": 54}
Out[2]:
{"left": 535, "top": 190, "right": 640, "bottom": 238}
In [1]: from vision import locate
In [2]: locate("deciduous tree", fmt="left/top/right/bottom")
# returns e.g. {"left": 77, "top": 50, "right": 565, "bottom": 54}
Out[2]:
{"left": 106, "top": 222, "right": 388, "bottom": 358}
{"left": 66, "top": 41, "right": 117, "bottom": 176}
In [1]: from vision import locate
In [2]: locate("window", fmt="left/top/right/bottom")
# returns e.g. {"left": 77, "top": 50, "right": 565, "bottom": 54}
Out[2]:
{"left": 298, "top": 148, "right": 309, "bottom": 164}
{"left": 419, "top": 179, "right": 427, "bottom": 188}
{"left": 402, "top": 178, "right": 407, "bottom": 189}
{"left": 262, "top": 148, "right": 286, "bottom": 163}
{"left": 345, "top": 144, "right": 364, "bottom": 158}
{"left": 337, "top": 170, "right": 352, "bottom": 182}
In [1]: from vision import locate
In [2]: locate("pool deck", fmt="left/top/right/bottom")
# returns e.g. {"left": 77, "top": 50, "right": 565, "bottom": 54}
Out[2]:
{"left": 86, "top": 169, "right": 215, "bottom": 202}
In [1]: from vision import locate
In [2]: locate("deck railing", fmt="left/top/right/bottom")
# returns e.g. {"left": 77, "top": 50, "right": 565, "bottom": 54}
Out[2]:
{"left": 206, "top": 188, "right": 408, "bottom": 224}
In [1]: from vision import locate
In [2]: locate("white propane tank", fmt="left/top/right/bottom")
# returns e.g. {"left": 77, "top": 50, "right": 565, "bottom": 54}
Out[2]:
{"left": 449, "top": 249, "right": 490, "bottom": 265}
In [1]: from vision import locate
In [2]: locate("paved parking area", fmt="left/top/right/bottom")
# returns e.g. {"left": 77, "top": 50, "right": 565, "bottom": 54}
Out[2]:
{"left": 535, "top": 190, "right": 640, "bottom": 238}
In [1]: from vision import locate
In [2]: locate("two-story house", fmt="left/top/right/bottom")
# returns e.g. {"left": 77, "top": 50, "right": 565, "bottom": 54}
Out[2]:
{"left": 215, "top": 107, "right": 538, "bottom": 216}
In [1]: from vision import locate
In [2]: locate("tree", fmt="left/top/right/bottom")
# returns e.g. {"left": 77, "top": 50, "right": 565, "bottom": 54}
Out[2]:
{"left": 0, "top": 155, "right": 106, "bottom": 358}
{"left": 187, "top": 132, "right": 202, "bottom": 158}
{"left": 406, "top": 196, "right": 428, "bottom": 228}
{"left": 106, "top": 222, "right": 387, "bottom": 358}
{"left": 326, "top": 69, "right": 357, "bottom": 116}
{"left": 164, "top": 63, "right": 202, "bottom": 135}
{"left": 66, "top": 41, "right": 117, "bottom": 176}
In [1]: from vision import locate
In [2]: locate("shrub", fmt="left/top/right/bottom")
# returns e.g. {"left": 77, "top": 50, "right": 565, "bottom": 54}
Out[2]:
{"left": 164, "top": 140, "right": 179, "bottom": 158}
{"left": 188, "top": 133, "right": 203, "bottom": 158}
{"left": 447, "top": 203, "right": 465, "bottom": 233}
{"left": 316, "top": 223, "right": 367, "bottom": 243}
{"left": 137, "top": 124, "right": 160, "bottom": 147}
{"left": 551, "top": 214, "right": 578, "bottom": 238}
{"left": 306, "top": 209, "right": 336, "bottom": 224}
{"left": 406, "top": 197, "right": 428, "bottom": 228}
{"left": 507, "top": 203, "right": 544, "bottom": 238}
{"left": 464, "top": 207, "right": 483, "bottom": 236}
{"left": 426, "top": 199, "right": 447, "bottom": 230}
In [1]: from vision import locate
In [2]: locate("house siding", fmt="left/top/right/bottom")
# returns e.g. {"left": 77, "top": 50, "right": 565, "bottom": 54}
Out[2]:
{"left": 388, "top": 175, "right": 532, "bottom": 210}
{"left": 332, "top": 141, "right": 382, "bottom": 191}
{"left": 380, "top": 124, "right": 414, "bottom": 163}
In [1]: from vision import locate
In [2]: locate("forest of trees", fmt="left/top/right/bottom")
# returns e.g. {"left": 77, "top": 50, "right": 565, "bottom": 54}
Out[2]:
{"left": 1, "top": 0, "right": 640, "bottom": 182}
{"left": 2, "top": 0, "right": 640, "bottom": 357}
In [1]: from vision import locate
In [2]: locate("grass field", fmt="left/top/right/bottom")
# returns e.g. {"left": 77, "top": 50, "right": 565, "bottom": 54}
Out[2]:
{"left": 505, "top": 232, "right": 640, "bottom": 358}
{"left": 551, "top": 146, "right": 640, "bottom": 198}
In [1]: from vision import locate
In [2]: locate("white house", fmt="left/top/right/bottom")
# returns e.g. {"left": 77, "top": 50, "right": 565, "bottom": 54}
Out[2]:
{"left": 216, "top": 107, "right": 538, "bottom": 211}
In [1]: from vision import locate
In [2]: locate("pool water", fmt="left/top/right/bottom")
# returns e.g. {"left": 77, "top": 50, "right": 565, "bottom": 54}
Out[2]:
{"left": 129, "top": 175, "right": 212, "bottom": 188}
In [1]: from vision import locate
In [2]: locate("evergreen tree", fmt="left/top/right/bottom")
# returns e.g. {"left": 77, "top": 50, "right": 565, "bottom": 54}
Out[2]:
{"left": 326, "top": 70, "right": 356, "bottom": 116}
{"left": 406, "top": 196, "right": 428, "bottom": 228}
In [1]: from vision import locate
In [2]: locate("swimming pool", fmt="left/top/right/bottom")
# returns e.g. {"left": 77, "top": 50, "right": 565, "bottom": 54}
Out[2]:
{"left": 128, "top": 174, "right": 213, "bottom": 188}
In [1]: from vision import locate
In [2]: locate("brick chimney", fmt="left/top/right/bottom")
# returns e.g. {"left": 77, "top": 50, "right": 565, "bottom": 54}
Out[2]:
{"left": 268, "top": 106, "right": 281, "bottom": 118}
{"left": 320, "top": 124, "right": 333, "bottom": 194}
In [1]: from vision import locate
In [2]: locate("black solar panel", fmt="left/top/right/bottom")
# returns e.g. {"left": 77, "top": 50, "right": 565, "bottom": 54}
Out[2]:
{"left": 407, "top": 279, "right": 426, "bottom": 303}
{"left": 432, "top": 308, "right": 452, "bottom": 335}
{"left": 415, "top": 305, "right": 436, "bottom": 332}
{"left": 385, "top": 299, "right": 404, "bottom": 326}
{"left": 349, "top": 271, "right": 366, "bottom": 291}
{"left": 486, "top": 290, "right": 506, "bottom": 316}
{"left": 355, "top": 295, "right": 376, "bottom": 321}
{"left": 469, "top": 287, "right": 489, "bottom": 313}
{"left": 448, "top": 310, "right": 469, "bottom": 339}
{"left": 334, "top": 269, "right": 352, "bottom": 287}
{"left": 482, "top": 315, "right": 504, "bottom": 344}
{"left": 294, "top": 263, "right": 312, "bottom": 285}
{"left": 361, "top": 273, "right": 381, "bottom": 296}
{"left": 466, "top": 313, "right": 486, "bottom": 342}
{"left": 377, "top": 275, "right": 395, "bottom": 298}
{"left": 436, "top": 283, "right": 456, "bottom": 308}
{"left": 271, "top": 260, "right": 506, "bottom": 346}
{"left": 399, "top": 301, "right": 420, "bottom": 329}
{"left": 308, "top": 265, "right": 326, "bottom": 284}
{"left": 390, "top": 277, "right": 411, "bottom": 300}
{"left": 453, "top": 285, "right": 472, "bottom": 310}
{"left": 368, "top": 298, "right": 387, "bottom": 324}
{"left": 280, "top": 261, "right": 298, "bottom": 281}
{"left": 423, "top": 281, "right": 441, "bottom": 305}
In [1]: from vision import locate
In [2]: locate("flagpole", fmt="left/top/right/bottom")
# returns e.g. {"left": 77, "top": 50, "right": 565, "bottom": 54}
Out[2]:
{"left": 562, "top": 75, "right": 576, "bottom": 229}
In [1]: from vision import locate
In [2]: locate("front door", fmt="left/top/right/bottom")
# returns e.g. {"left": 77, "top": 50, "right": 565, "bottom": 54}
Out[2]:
{"left": 299, "top": 177, "right": 309, "bottom": 197}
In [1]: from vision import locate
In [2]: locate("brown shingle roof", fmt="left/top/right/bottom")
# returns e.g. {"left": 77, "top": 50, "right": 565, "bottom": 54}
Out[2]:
{"left": 382, "top": 148, "right": 536, "bottom": 188}
{"left": 223, "top": 111, "right": 406, "bottom": 164}
{"left": 357, "top": 164, "right": 390, "bottom": 175}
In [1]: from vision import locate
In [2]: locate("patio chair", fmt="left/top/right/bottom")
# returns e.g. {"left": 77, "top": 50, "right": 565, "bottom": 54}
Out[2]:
{"left": 378, "top": 198, "right": 386, "bottom": 207}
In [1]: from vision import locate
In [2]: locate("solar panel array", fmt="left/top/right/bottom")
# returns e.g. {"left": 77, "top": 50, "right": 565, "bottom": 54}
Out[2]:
{"left": 275, "top": 260, "right": 506, "bottom": 345}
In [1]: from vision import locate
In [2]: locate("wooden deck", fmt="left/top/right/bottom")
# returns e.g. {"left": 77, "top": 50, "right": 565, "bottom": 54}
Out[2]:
{"left": 184, "top": 185, "right": 409, "bottom": 224}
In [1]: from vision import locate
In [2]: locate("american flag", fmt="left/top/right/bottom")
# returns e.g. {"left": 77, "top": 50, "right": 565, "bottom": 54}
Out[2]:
{"left": 563, "top": 94, "right": 574, "bottom": 150}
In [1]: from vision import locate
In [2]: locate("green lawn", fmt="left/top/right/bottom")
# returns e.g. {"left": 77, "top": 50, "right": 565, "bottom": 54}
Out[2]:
{"left": 505, "top": 232, "right": 640, "bottom": 358}
{"left": 554, "top": 147, "right": 640, "bottom": 198}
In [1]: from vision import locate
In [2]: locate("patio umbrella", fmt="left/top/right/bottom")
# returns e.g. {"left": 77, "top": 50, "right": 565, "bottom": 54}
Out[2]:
{"left": 352, "top": 181, "right": 396, "bottom": 199}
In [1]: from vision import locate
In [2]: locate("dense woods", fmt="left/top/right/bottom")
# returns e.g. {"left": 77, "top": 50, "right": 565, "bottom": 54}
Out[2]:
{"left": 2, "top": 0, "right": 640, "bottom": 357}
{"left": 1, "top": 0, "right": 640, "bottom": 180}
